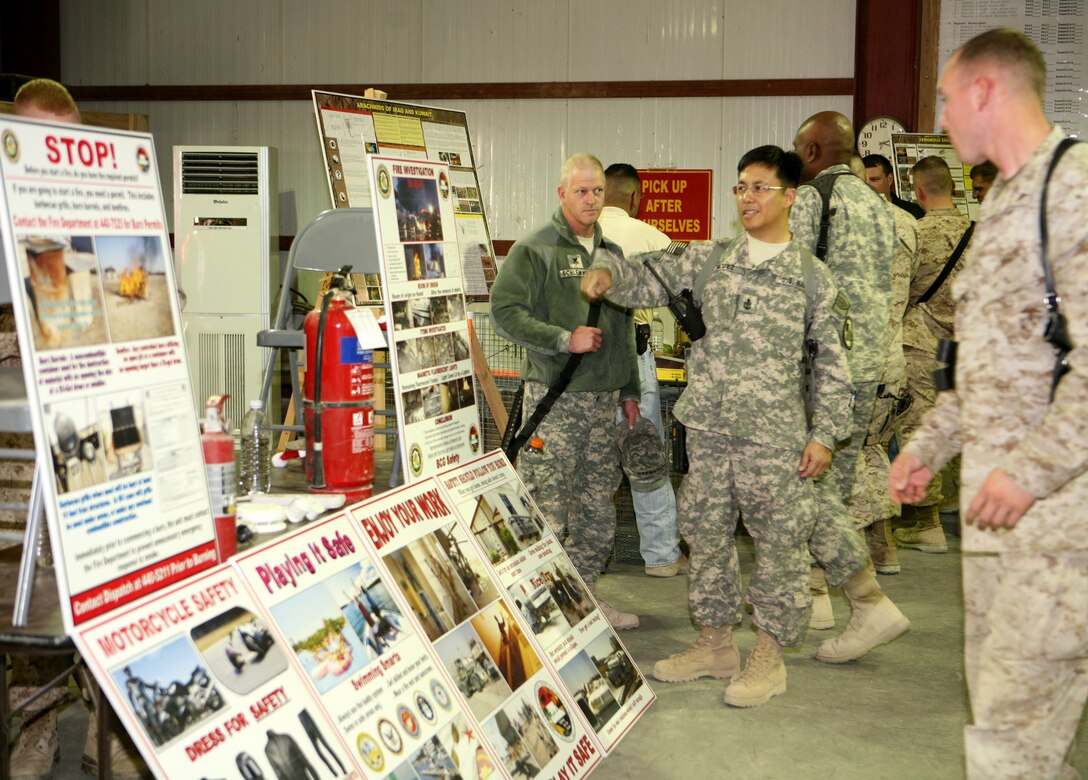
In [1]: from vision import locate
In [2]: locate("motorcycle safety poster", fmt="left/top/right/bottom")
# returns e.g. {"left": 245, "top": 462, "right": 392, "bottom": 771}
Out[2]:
{"left": 72, "top": 565, "right": 360, "bottom": 779}
{"left": 233, "top": 508, "right": 497, "bottom": 778}
{"left": 434, "top": 451, "right": 655, "bottom": 755}
{"left": 350, "top": 467, "right": 608, "bottom": 780}
{"left": 0, "top": 115, "right": 218, "bottom": 630}
{"left": 366, "top": 154, "right": 483, "bottom": 483}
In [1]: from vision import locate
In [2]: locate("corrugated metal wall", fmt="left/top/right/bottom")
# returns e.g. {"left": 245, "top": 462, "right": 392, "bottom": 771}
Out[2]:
{"left": 60, "top": 0, "right": 855, "bottom": 240}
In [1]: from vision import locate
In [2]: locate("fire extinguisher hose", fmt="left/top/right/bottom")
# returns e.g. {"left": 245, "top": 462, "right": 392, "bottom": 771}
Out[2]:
{"left": 310, "top": 289, "right": 334, "bottom": 488}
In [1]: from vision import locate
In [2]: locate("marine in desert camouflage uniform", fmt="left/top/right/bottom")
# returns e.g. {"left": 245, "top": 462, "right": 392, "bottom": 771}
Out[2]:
{"left": 584, "top": 146, "right": 853, "bottom": 708}
{"left": 891, "top": 28, "right": 1088, "bottom": 779}
{"left": 894, "top": 156, "right": 972, "bottom": 555}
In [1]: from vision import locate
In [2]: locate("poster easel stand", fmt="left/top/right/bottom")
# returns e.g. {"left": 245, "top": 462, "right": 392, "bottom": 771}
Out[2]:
{"left": 0, "top": 365, "right": 47, "bottom": 627}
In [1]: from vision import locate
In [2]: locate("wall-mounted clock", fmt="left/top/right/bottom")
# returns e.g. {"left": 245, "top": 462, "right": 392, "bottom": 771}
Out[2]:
{"left": 857, "top": 115, "right": 907, "bottom": 158}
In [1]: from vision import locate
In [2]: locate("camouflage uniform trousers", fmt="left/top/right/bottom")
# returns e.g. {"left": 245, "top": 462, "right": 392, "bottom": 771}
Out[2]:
{"left": 808, "top": 381, "right": 878, "bottom": 587}
{"left": 847, "top": 382, "right": 903, "bottom": 527}
{"left": 962, "top": 551, "right": 1088, "bottom": 779}
{"left": 516, "top": 382, "right": 623, "bottom": 585}
{"left": 896, "top": 346, "right": 944, "bottom": 506}
{"left": 679, "top": 429, "right": 816, "bottom": 647}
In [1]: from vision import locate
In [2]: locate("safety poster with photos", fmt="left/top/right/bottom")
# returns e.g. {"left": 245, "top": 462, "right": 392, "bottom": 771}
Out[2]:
{"left": 73, "top": 452, "right": 653, "bottom": 778}
{"left": 367, "top": 154, "right": 482, "bottom": 484}
{"left": 0, "top": 115, "right": 218, "bottom": 629}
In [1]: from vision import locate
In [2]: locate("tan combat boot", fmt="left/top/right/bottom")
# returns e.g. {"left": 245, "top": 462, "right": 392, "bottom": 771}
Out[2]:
{"left": 9, "top": 685, "right": 65, "bottom": 780}
{"left": 893, "top": 504, "right": 948, "bottom": 553}
{"left": 652, "top": 625, "right": 740, "bottom": 682}
{"left": 723, "top": 629, "right": 787, "bottom": 707}
{"left": 816, "top": 568, "right": 910, "bottom": 663}
{"left": 586, "top": 583, "right": 639, "bottom": 631}
{"left": 869, "top": 518, "right": 901, "bottom": 574}
{"left": 809, "top": 565, "right": 834, "bottom": 630}
{"left": 81, "top": 703, "right": 149, "bottom": 779}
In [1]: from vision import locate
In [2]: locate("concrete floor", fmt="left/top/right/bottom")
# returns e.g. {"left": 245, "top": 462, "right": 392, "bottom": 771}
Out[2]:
{"left": 39, "top": 513, "right": 1088, "bottom": 779}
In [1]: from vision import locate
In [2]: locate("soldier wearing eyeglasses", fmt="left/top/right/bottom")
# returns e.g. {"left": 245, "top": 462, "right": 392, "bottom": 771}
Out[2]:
{"left": 581, "top": 145, "right": 853, "bottom": 708}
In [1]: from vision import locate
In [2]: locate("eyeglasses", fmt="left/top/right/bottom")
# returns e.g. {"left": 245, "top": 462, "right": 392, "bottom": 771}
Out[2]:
{"left": 732, "top": 183, "right": 788, "bottom": 197}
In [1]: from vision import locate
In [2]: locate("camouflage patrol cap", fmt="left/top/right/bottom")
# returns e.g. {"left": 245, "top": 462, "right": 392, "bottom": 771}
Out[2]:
{"left": 617, "top": 417, "right": 670, "bottom": 492}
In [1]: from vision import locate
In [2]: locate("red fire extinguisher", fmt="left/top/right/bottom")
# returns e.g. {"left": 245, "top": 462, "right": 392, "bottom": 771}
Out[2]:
{"left": 202, "top": 394, "right": 236, "bottom": 560}
{"left": 304, "top": 266, "right": 375, "bottom": 502}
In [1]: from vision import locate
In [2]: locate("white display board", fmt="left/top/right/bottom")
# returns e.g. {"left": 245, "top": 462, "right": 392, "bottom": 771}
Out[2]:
{"left": 433, "top": 451, "right": 654, "bottom": 756}
{"left": 312, "top": 91, "right": 499, "bottom": 298}
{"left": 73, "top": 452, "right": 652, "bottom": 778}
{"left": 0, "top": 116, "right": 218, "bottom": 629}
{"left": 367, "top": 155, "right": 483, "bottom": 483}
{"left": 76, "top": 565, "right": 362, "bottom": 779}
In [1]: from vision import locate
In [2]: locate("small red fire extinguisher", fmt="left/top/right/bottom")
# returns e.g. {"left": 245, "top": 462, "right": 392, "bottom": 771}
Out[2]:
{"left": 202, "top": 394, "right": 237, "bottom": 560}
{"left": 303, "top": 266, "right": 375, "bottom": 502}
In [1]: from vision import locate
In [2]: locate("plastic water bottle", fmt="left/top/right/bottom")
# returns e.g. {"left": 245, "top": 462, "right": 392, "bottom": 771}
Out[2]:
{"left": 238, "top": 400, "right": 271, "bottom": 495}
{"left": 521, "top": 437, "right": 545, "bottom": 467}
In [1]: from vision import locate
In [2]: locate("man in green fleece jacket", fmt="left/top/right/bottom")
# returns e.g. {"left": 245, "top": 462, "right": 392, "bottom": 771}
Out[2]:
{"left": 490, "top": 152, "right": 642, "bottom": 631}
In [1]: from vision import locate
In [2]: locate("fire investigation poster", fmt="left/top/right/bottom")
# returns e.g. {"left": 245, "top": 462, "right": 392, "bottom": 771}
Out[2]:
{"left": 366, "top": 154, "right": 482, "bottom": 483}
{"left": 0, "top": 115, "right": 217, "bottom": 629}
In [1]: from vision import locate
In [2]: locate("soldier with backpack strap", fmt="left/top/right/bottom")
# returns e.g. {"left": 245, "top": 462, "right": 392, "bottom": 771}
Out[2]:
{"left": 583, "top": 145, "right": 854, "bottom": 708}
{"left": 789, "top": 110, "right": 909, "bottom": 663}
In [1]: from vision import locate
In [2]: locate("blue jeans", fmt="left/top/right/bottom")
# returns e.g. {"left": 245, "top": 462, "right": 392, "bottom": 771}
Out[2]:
{"left": 618, "top": 349, "right": 681, "bottom": 567}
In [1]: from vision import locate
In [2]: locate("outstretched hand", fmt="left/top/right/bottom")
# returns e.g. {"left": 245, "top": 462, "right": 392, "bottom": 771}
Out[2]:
{"left": 581, "top": 268, "right": 613, "bottom": 300}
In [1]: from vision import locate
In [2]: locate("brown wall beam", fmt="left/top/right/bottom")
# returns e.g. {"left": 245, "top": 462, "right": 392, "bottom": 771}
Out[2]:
{"left": 854, "top": 0, "right": 923, "bottom": 131}
{"left": 72, "top": 79, "right": 853, "bottom": 103}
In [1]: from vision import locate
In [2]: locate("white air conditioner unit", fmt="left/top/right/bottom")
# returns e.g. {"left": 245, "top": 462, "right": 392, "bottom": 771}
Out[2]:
{"left": 173, "top": 146, "right": 279, "bottom": 430}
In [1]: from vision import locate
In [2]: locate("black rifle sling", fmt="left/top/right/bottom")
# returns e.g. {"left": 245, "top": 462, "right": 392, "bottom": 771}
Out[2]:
{"left": 504, "top": 300, "right": 603, "bottom": 460}
{"left": 917, "top": 222, "right": 975, "bottom": 305}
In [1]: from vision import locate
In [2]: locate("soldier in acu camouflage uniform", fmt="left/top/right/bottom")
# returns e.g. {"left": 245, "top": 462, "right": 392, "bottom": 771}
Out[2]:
{"left": 891, "top": 28, "right": 1088, "bottom": 779}
{"left": 851, "top": 196, "right": 919, "bottom": 575}
{"left": 582, "top": 146, "right": 853, "bottom": 708}
{"left": 790, "top": 111, "right": 911, "bottom": 663}
{"left": 490, "top": 152, "right": 642, "bottom": 632}
{"left": 893, "top": 155, "right": 972, "bottom": 555}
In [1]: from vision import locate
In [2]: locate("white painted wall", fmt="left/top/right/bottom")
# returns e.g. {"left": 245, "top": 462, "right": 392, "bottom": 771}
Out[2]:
{"left": 60, "top": 0, "right": 856, "bottom": 241}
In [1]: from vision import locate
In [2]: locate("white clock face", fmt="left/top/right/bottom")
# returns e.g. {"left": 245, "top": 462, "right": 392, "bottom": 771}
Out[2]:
{"left": 857, "top": 116, "right": 906, "bottom": 158}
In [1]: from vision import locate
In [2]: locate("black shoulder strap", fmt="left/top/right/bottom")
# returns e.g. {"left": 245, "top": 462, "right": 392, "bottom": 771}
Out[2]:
{"left": 800, "top": 251, "right": 817, "bottom": 333}
{"left": 801, "top": 172, "right": 849, "bottom": 261}
{"left": 1040, "top": 137, "right": 1081, "bottom": 401}
{"left": 504, "top": 301, "right": 602, "bottom": 459}
{"left": 1041, "top": 138, "right": 1080, "bottom": 301}
{"left": 917, "top": 222, "right": 975, "bottom": 304}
